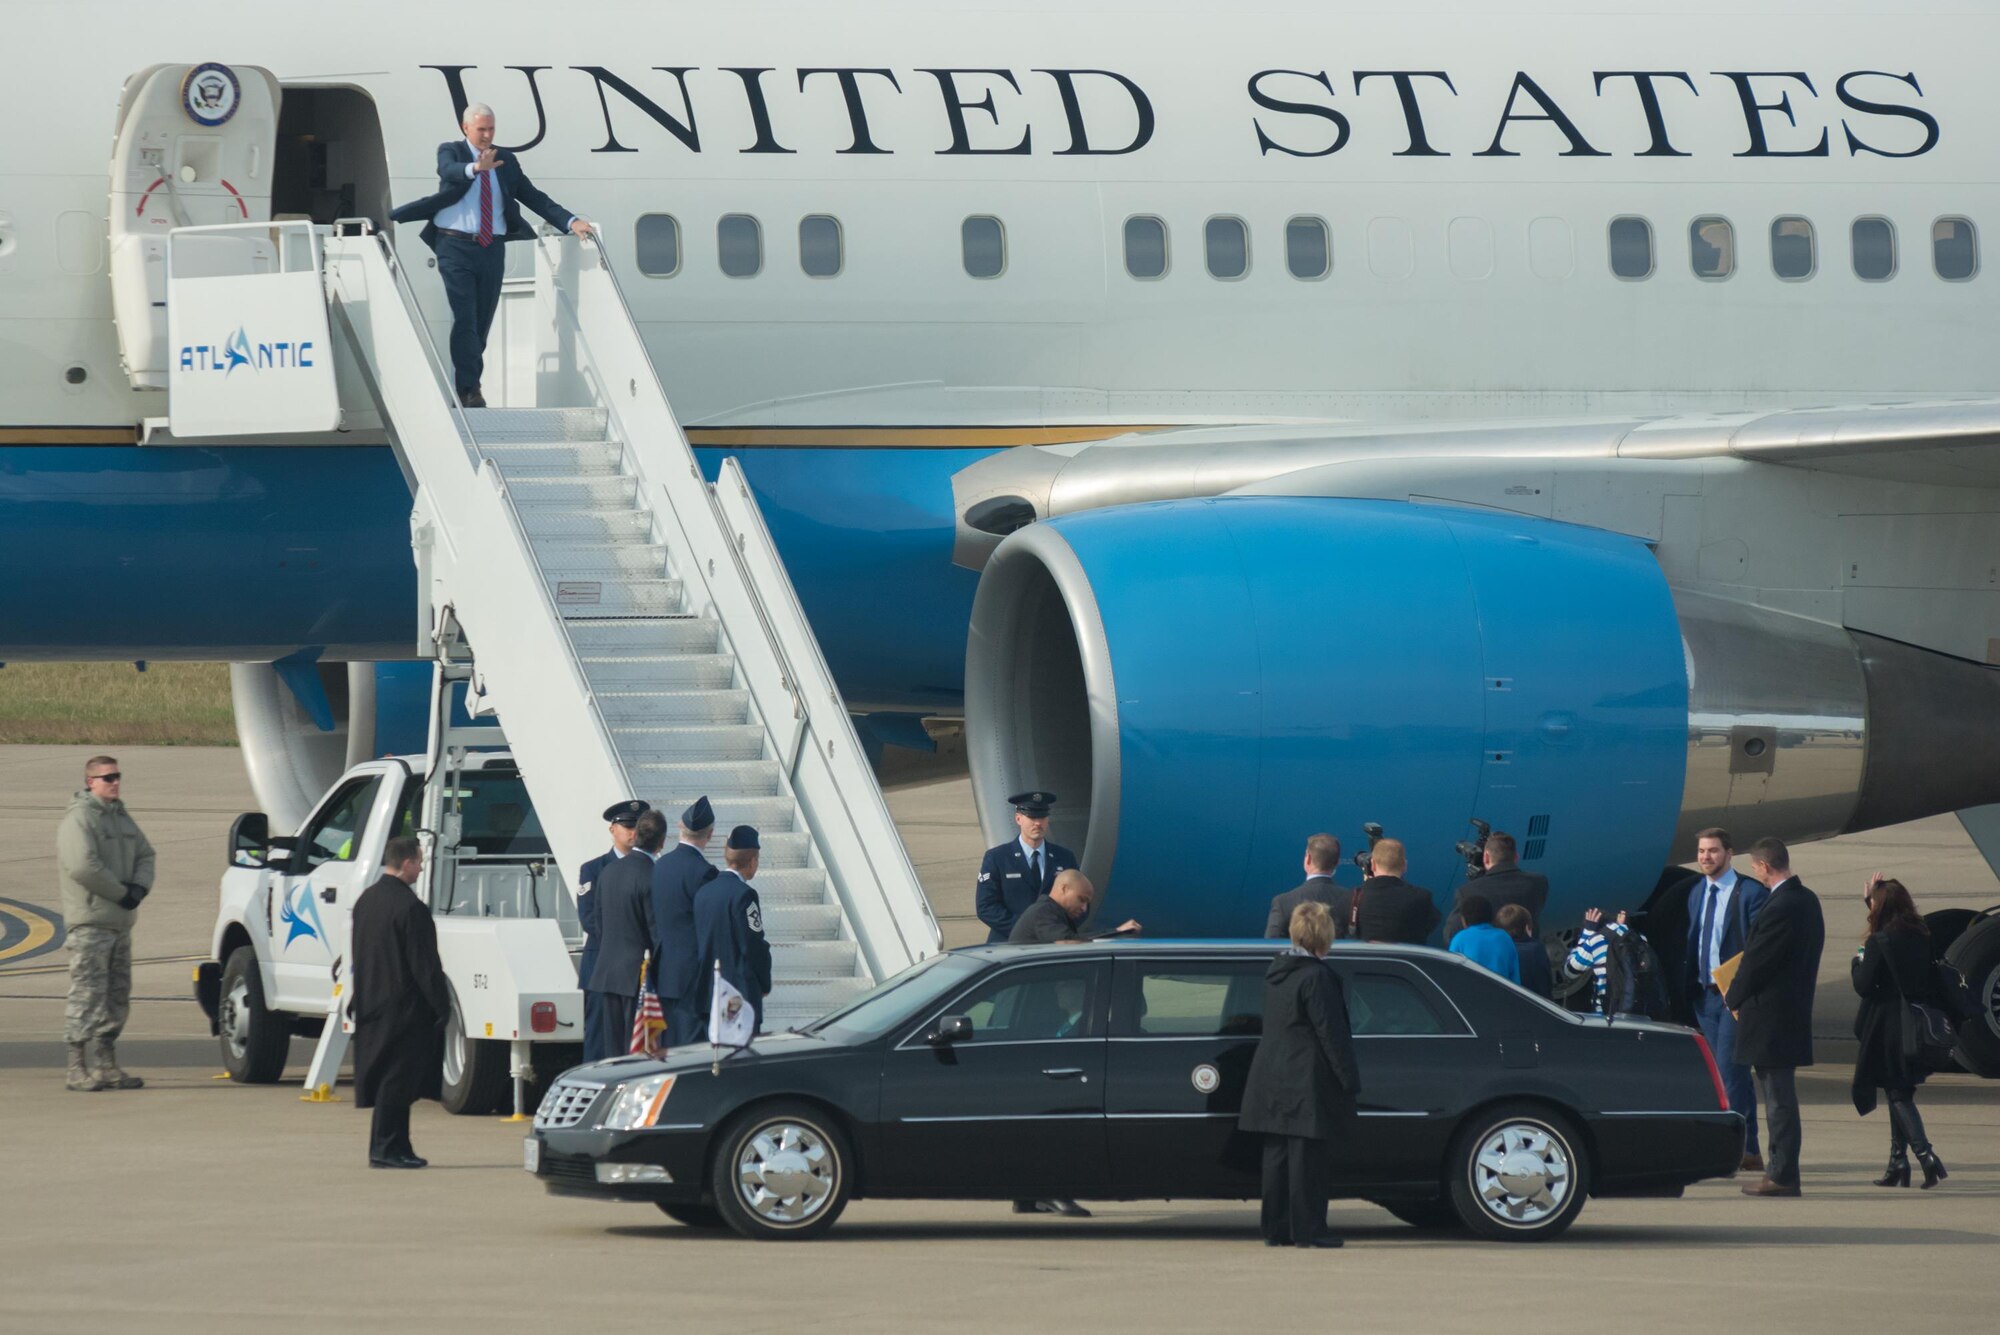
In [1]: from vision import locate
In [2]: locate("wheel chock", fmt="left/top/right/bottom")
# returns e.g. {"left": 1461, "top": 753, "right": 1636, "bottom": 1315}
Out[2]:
{"left": 500, "top": 1111, "right": 532, "bottom": 1122}
{"left": 212, "top": 1072, "right": 233, "bottom": 1080}
{"left": 300, "top": 1082, "right": 341, "bottom": 1103}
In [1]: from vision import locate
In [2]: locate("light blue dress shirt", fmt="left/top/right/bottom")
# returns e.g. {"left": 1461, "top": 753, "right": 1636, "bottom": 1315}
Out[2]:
{"left": 435, "top": 138, "right": 506, "bottom": 236}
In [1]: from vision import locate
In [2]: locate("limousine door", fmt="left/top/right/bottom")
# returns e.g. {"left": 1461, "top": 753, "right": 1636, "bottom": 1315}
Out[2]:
{"left": 876, "top": 958, "right": 1110, "bottom": 1199}
{"left": 1103, "top": 956, "right": 1268, "bottom": 1198}
{"left": 1325, "top": 958, "right": 1478, "bottom": 1191}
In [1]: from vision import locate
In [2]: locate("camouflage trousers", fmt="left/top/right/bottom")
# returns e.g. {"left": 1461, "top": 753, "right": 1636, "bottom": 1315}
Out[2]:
{"left": 65, "top": 926, "right": 132, "bottom": 1046}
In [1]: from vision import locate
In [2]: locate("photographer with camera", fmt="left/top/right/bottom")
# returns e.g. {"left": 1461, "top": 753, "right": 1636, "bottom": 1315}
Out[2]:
{"left": 1443, "top": 829, "right": 1549, "bottom": 945}
{"left": 1351, "top": 838, "right": 1440, "bottom": 944}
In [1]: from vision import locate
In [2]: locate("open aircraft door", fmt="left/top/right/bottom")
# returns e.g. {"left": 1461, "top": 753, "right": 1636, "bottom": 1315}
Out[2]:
{"left": 109, "top": 62, "right": 280, "bottom": 389}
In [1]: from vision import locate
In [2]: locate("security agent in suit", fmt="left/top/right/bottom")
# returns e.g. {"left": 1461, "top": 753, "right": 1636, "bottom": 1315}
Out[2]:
{"left": 693, "top": 826, "right": 774, "bottom": 1036}
{"left": 1008, "top": 870, "right": 1141, "bottom": 946}
{"left": 1351, "top": 839, "right": 1441, "bottom": 944}
{"left": 1265, "top": 834, "right": 1350, "bottom": 939}
{"left": 577, "top": 800, "right": 646, "bottom": 1063}
{"left": 975, "top": 791, "right": 1078, "bottom": 943}
{"left": 1442, "top": 832, "right": 1548, "bottom": 944}
{"left": 1725, "top": 838, "right": 1825, "bottom": 1198}
{"left": 650, "top": 796, "right": 719, "bottom": 1047}
{"left": 1239, "top": 901, "right": 1361, "bottom": 1248}
{"left": 388, "top": 102, "right": 594, "bottom": 406}
{"left": 1685, "top": 827, "right": 1772, "bottom": 1173}
{"left": 587, "top": 809, "right": 665, "bottom": 1057}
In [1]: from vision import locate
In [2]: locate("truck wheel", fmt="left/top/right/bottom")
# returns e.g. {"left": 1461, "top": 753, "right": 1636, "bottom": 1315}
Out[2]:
{"left": 1944, "top": 916, "right": 2000, "bottom": 1078}
{"left": 709, "top": 1101, "right": 852, "bottom": 1241}
{"left": 655, "top": 1203, "right": 727, "bottom": 1229}
{"left": 1445, "top": 1103, "right": 1591, "bottom": 1242}
{"left": 439, "top": 997, "right": 511, "bottom": 1115}
{"left": 218, "top": 946, "right": 289, "bottom": 1084}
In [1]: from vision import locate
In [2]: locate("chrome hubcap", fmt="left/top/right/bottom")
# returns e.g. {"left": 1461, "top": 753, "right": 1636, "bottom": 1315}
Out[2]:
{"left": 736, "top": 1120, "right": 837, "bottom": 1225}
{"left": 221, "top": 976, "right": 252, "bottom": 1061}
{"left": 1471, "top": 1120, "right": 1573, "bottom": 1226}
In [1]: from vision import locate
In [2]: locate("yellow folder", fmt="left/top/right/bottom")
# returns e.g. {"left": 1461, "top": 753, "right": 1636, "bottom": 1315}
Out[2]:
{"left": 1711, "top": 951, "right": 1742, "bottom": 997}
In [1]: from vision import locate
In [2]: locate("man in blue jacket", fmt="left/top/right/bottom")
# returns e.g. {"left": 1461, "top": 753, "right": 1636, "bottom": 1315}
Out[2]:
{"left": 1686, "top": 828, "right": 1772, "bottom": 1174}
{"left": 693, "top": 826, "right": 774, "bottom": 1038}
{"left": 975, "top": 791, "right": 1077, "bottom": 942}
{"left": 576, "top": 800, "right": 645, "bottom": 1064}
{"left": 650, "top": 796, "right": 718, "bottom": 1047}
{"left": 389, "top": 103, "right": 594, "bottom": 406}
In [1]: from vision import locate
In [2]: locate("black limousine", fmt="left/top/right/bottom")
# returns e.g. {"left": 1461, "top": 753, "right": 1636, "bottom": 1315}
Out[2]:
{"left": 525, "top": 941, "right": 1742, "bottom": 1242}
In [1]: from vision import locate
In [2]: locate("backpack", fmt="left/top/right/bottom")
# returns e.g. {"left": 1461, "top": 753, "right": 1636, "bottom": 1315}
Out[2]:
{"left": 1602, "top": 929, "right": 1673, "bottom": 1020}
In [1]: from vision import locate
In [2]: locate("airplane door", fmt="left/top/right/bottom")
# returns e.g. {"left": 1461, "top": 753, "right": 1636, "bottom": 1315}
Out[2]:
{"left": 109, "top": 62, "right": 280, "bottom": 389}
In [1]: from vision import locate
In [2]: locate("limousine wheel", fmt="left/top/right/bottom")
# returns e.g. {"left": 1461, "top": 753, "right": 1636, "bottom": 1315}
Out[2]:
{"left": 711, "top": 1101, "right": 852, "bottom": 1241}
{"left": 1446, "top": 1103, "right": 1591, "bottom": 1242}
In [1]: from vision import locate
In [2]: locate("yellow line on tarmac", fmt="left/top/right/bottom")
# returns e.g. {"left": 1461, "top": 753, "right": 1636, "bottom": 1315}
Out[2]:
{"left": 0, "top": 900, "right": 58, "bottom": 964}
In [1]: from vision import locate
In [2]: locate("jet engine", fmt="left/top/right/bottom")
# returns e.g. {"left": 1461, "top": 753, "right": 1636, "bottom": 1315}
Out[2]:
{"left": 230, "top": 660, "right": 430, "bottom": 832}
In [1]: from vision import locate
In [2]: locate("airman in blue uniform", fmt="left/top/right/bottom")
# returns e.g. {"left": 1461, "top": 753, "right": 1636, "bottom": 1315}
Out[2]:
{"left": 577, "top": 800, "right": 646, "bottom": 1063}
{"left": 650, "top": 796, "right": 718, "bottom": 1047}
{"left": 975, "top": 791, "right": 1077, "bottom": 943}
{"left": 693, "top": 825, "right": 773, "bottom": 1038}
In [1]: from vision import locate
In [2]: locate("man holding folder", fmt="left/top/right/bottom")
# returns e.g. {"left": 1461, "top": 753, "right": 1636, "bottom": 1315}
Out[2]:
{"left": 1685, "top": 828, "right": 1770, "bottom": 1175}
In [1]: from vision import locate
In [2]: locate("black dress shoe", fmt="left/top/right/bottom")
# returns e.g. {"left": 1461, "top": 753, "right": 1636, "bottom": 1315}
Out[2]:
{"left": 1045, "top": 1199, "right": 1092, "bottom": 1218}
{"left": 369, "top": 1154, "right": 427, "bottom": 1169}
{"left": 1296, "top": 1234, "right": 1345, "bottom": 1249}
{"left": 1264, "top": 1236, "right": 1292, "bottom": 1248}
{"left": 459, "top": 388, "right": 486, "bottom": 409}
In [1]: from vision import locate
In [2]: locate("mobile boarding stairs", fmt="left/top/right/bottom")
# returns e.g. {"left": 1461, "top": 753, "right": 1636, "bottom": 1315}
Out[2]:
{"left": 162, "top": 218, "right": 940, "bottom": 1094}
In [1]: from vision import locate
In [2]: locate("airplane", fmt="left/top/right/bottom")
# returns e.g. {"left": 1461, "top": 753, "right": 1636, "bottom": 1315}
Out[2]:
{"left": 5, "top": 3, "right": 2000, "bottom": 1028}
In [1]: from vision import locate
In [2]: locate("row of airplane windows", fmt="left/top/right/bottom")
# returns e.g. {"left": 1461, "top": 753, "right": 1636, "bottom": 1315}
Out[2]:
{"left": 631, "top": 212, "right": 1983, "bottom": 284}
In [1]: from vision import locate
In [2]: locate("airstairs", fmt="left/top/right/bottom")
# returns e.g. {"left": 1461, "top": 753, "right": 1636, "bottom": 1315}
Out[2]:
{"left": 165, "top": 220, "right": 940, "bottom": 1026}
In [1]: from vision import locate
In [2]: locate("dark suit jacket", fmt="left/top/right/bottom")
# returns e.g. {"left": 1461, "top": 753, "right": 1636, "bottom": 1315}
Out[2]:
{"left": 975, "top": 839, "right": 1077, "bottom": 942}
{"left": 693, "top": 871, "right": 773, "bottom": 1031}
{"left": 1354, "top": 876, "right": 1440, "bottom": 945}
{"left": 586, "top": 850, "right": 655, "bottom": 997}
{"left": 349, "top": 874, "right": 452, "bottom": 1109}
{"left": 649, "top": 842, "right": 716, "bottom": 1001}
{"left": 1265, "top": 876, "right": 1352, "bottom": 940}
{"left": 390, "top": 141, "right": 577, "bottom": 251}
{"left": 1443, "top": 865, "right": 1549, "bottom": 943}
{"left": 1685, "top": 871, "right": 1771, "bottom": 990}
{"left": 1724, "top": 877, "right": 1824, "bottom": 1069}
{"left": 575, "top": 847, "right": 619, "bottom": 988}
{"left": 1237, "top": 953, "right": 1360, "bottom": 1141}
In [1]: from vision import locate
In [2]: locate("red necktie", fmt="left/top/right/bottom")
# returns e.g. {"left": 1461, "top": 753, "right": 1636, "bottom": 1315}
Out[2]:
{"left": 476, "top": 168, "right": 494, "bottom": 247}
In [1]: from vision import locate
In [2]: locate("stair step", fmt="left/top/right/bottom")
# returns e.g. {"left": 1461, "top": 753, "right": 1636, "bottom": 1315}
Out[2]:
{"left": 692, "top": 831, "right": 809, "bottom": 869}
{"left": 741, "top": 869, "right": 829, "bottom": 904}
{"left": 530, "top": 543, "right": 668, "bottom": 576}
{"left": 613, "top": 724, "right": 765, "bottom": 761}
{"left": 598, "top": 689, "right": 752, "bottom": 726}
{"left": 760, "top": 904, "right": 843, "bottom": 939}
{"left": 481, "top": 442, "right": 622, "bottom": 472}
{"left": 626, "top": 759, "right": 782, "bottom": 796}
{"left": 763, "top": 977, "right": 873, "bottom": 1025}
{"left": 569, "top": 619, "right": 722, "bottom": 656}
{"left": 770, "top": 941, "right": 863, "bottom": 977}
{"left": 516, "top": 507, "right": 653, "bottom": 544}
{"left": 459, "top": 407, "right": 608, "bottom": 443}
{"left": 547, "top": 576, "right": 685, "bottom": 618}
{"left": 579, "top": 654, "right": 736, "bottom": 691}
{"left": 507, "top": 476, "right": 638, "bottom": 508}
{"left": 644, "top": 794, "right": 796, "bottom": 831}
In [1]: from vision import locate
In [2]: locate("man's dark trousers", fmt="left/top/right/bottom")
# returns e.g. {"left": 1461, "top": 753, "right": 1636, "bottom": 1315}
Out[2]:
{"left": 1260, "top": 1135, "right": 1331, "bottom": 1246}
{"left": 438, "top": 232, "right": 506, "bottom": 395}
{"left": 1695, "top": 987, "right": 1760, "bottom": 1155}
{"left": 665, "top": 996, "right": 704, "bottom": 1047}
{"left": 582, "top": 990, "right": 610, "bottom": 1063}
{"left": 370, "top": 1098, "right": 413, "bottom": 1163}
{"left": 1756, "top": 1066, "right": 1802, "bottom": 1187}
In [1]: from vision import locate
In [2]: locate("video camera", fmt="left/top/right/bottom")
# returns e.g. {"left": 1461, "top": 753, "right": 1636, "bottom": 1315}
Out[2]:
{"left": 1352, "top": 822, "right": 1386, "bottom": 877}
{"left": 1454, "top": 818, "right": 1492, "bottom": 880}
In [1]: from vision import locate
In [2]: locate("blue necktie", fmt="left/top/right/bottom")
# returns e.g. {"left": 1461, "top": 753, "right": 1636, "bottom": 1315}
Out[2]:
{"left": 1698, "top": 882, "right": 1720, "bottom": 979}
{"left": 1032, "top": 848, "right": 1044, "bottom": 889}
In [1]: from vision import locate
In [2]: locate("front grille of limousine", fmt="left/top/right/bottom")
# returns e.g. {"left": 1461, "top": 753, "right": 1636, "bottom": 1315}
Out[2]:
{"left": 535, "top": 1078, "right": 605, "bottom": 1131}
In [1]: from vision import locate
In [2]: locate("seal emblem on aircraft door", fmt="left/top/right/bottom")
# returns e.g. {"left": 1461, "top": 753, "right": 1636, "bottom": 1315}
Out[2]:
{"left": 180, "top": 62, "right": 240, "bottom": 128}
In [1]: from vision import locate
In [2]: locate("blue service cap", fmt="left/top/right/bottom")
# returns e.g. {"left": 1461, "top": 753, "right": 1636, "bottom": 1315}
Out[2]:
{"left": 1009, "top": 790, "right": 1057, "bottom": 817}
{"left": 680, "top": 795, "right": 714, "bottom": 831}
{"left": 726, "top": 824, "right": 760, "bottom": 851}
{"left": 603, "top": 799, "right": 649, "bottom": 827}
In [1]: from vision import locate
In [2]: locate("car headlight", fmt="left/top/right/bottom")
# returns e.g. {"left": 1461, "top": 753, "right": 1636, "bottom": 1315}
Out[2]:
{"left": 600, "top": 1073, "right": 677, "bottom": 1130}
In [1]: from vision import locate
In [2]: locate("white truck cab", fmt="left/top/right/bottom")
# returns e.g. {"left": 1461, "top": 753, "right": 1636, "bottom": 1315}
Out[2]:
{"left": 196, "top": 681, "right": 587, "bottom": 1114}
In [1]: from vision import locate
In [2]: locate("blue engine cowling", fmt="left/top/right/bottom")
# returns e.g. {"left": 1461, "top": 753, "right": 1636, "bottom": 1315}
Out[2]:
{"left": 964, "top": 497, "right": 1690, "bottom": 938}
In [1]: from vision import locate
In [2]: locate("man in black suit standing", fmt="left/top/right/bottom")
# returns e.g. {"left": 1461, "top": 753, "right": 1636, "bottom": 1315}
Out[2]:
{"left": 650, "top": 796, "right": 718, "bottom": 1047}
{"left": 1264, "top": 834, "right": 1349, "bottom": 939}
{"left": 588, "top": 809, "right": 664, "bottom": 1057}
{"left": 1352, "top": 839, "right": 1441, "bottom": 944}
{"left": 389, "top": 102, "right": 594, "bottom": 406}
{"left": 1442, "top": 831, "right": 1548, "bottom": 944}
{"left": 351, "top": 836, "right": 453, "bottom": 1169}
{"left": 1725, "top": 837, "right": 1825, "bottom": 1198}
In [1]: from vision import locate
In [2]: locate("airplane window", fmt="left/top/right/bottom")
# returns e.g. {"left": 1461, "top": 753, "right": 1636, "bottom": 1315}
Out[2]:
{"left": 1125, "top": 215, "right": 1169, "bottom": 279}
{"left": 1689, "top": 216, "right": 1734, "bottom": 280}
{"left": 962, "top": 215, "right": 1005, "bottom": 279}
{"left": 1933, "top": 217, "right": 1978, "bottom": 281}
{"left": 1285, "top": 216, "right": 1330, "bottom": 280}
{"left": 1607, "top": 216, "right": 1653, "bottom": 280}
{"left": 634, "top": 214, "right": 680, "bottom": 278}
{"left": 1204, "top": 216, "right": 1249, "bottom": 280}
{"left": 799, "top": 214, "right": 842, "bottom": 278}
{"left": 1771, "top": 216, "right": 1815, "bottom": 280}
{"left": 1851, "top": 218, "right": 1896, "bottom": 282}
{"left": 717, "top": 214, "right": 762, "bottom": 278}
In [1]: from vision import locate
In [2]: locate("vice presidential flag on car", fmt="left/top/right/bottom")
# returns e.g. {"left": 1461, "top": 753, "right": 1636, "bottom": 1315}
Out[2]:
{"left": 709, "top": 962, "right": 755, "bottom": 1048}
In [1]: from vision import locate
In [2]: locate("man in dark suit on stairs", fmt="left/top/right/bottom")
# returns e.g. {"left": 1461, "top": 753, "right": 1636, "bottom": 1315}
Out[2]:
{"left": 588, "top": 809, "right": 664, "bottom": 1056}
{"left": 389, "top": 102, "right": 594, "bottom": 407}
{"left": 1264, "top": 834, "right": 1350, "bottom": 939}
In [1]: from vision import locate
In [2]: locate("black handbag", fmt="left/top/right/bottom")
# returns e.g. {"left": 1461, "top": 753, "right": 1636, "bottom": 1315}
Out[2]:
{"left": 1885, "top": 945, "right": 1960, "bottom": 1073}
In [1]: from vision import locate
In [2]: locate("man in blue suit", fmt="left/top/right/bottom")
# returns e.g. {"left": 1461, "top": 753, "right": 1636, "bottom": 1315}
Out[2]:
{"left": 1686, "top": 827, "right": 1772, "bottom": 1174}
{"left": 576, "top": 800, "right": 646, "bottom": 1064}
{"left": 650, "top": 796, "right": 718, "bottom": 1048}
{"left": 975, "top": 791, "right": 1078, "bottom": 943}
{"left": 588, "top": 809, "right": 664, "bottom": 1059}
{"left": 389, "top": 102, "right": 594, "bottom": 406}
{"left": 693, "top": 826, "right": 773, "bottom": 1038}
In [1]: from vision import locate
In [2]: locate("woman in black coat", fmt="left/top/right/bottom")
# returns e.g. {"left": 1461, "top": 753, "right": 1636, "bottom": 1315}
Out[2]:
{"left": 1238, "top": 901, "right": 1361, "bottom": 1248}
{"left": 1851, "top": 875, "right": 1948, "bottom": 1189}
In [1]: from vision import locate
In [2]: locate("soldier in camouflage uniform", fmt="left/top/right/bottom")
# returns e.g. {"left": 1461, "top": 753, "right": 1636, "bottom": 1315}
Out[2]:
{"left": 56, "top": 755, "right": 155, "bottom": 1091}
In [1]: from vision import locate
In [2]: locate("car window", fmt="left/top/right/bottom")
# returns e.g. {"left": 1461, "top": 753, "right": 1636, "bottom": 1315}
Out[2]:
{"left": 1338, "top": 968, "right": 1460, "bottom": 1036}
{"left": 949, "top": 962, "right": 1103, "bottom": 1042}
{"left": 1115, "top": 962, "right": 1266, "bottom": 1036}
{"left": 809, "top": 953, "right": 985, "bottom": 1041}
{"left": 297, "top": 778, "right": 380, "bottom": 870}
